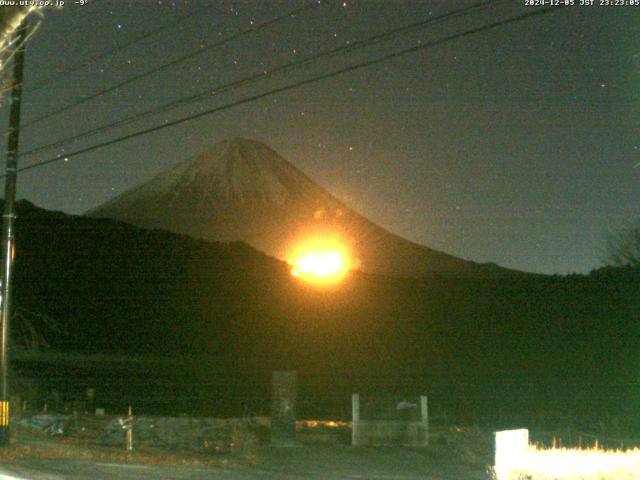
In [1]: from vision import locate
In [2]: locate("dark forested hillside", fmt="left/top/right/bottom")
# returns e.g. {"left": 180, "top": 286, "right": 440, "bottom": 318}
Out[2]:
{"left": 9, "top": 201, "right": 640, "bottom": 429}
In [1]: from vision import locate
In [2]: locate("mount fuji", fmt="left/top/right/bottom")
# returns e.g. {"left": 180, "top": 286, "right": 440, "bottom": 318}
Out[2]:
{"left": 88, "top": 138, "right": 518, "bottom": 278}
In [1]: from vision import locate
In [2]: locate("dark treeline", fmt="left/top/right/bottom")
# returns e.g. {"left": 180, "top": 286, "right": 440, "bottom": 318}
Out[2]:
{"left": 10, "top": 201, "right": 640, "bottom": 431}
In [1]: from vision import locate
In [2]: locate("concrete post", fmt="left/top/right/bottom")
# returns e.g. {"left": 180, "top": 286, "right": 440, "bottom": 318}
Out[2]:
{"left": 420, "top": 395, "right": 428, "bottom": 424}
{"left": 352, "top": 393, "right": 360, "bottom": 446}
{"left": 271, "top": 371, "right": 297, "bottom": 446}
{"left": 126, "top": 405, "right": 133, "bottom": 452}
{"left": 420, "top": 395, "right": 429, "bottom": 446}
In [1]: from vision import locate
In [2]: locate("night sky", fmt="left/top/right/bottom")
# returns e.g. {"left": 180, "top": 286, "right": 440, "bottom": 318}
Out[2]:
{"left": 1, "top": 0, "right": 638, "bottom": 275}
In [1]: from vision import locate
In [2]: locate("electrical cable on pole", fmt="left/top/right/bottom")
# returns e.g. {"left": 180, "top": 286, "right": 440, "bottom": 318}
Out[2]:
{"left": 18, "top": 0, "right": 505, "bottom": 160}
{"left": 28, "top": 4, "right": 213, "bottom": 93}
{"left": 0, "top": 20, "right": 27, "bottom": 448}
{"left": 8, "top": 5, "right": 563, "bottom": 177}
{"left": 20, "top": 1, "right": 321, "bottom": 130}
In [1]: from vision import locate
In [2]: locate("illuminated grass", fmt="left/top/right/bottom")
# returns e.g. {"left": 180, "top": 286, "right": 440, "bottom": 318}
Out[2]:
{"left": 2, "top": 423, "right": 254, "bottom": 468}
{"left": 493, "top": 445, "right": 640, "bottom": 480}
{"left": 0, "top": 444, "right": 246, "bottom": 467}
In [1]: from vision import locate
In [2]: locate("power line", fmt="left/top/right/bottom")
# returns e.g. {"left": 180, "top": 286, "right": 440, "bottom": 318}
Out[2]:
{"left": 18, "top": 4, "right": 562, "bottom": 172}
{"left": 12, "top": 5, "right": 564, "bottom": 177}
{"left": 21, "top": 1, "right": 323, "bottom": 129}
{"left": 28, "top": 4, "right": 213, "bottom": 93}
{"left": 20, "top": 0, "right": 505, "bottom": 159}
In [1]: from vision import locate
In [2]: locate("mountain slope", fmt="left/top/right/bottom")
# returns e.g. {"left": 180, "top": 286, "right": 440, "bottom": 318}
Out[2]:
{"left": 11, "top": 200, "right": 640, "bottom": 423}
{"left": 88, "top": 138, "right": 519, "bottom": 278}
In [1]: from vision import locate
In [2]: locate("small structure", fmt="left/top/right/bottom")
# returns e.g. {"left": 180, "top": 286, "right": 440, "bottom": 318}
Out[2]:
{"left": 351, "top": 393, "right": 429, "bottom": 446}
{"left": 271, "top": 371, "right": 297, "bottom": 446}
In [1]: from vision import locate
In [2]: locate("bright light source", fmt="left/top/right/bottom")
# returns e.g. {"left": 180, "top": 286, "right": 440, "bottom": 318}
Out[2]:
{"left": 296, "top": 252, "right": 343, "bottom": 276}
{"left": 289, "top": 237, "right": 351, "bottom": 285}
{"left": 493, "top": 428, "right": 640, "bottom": 480}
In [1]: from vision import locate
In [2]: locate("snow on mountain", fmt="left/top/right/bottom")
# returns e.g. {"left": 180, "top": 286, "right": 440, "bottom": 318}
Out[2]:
{"left": 88, "top": 138, "right": 517, "bottom": 278}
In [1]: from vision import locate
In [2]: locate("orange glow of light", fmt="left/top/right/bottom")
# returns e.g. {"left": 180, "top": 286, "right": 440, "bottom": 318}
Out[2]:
{"left": 289, "top": 238, "right": 351, "bottom": 285}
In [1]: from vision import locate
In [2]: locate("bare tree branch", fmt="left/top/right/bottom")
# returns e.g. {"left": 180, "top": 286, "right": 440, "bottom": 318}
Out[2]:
{"left": 605, "top": 224, "right": 640, "bottom": 268}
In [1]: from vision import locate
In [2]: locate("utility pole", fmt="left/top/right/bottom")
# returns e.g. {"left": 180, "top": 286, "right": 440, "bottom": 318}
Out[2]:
{"left": 0, "top": 21, "right": 27, "bottom": 447}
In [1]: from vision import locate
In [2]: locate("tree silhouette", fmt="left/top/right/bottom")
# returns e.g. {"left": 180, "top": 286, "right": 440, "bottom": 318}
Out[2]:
{"left": 606, "top": 223, "right": 640, "bottom": 268}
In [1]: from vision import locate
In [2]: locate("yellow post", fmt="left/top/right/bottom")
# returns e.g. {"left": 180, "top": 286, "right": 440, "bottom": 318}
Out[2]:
{"left": 0, "top": 401, "right": 8, "bottom": 427}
